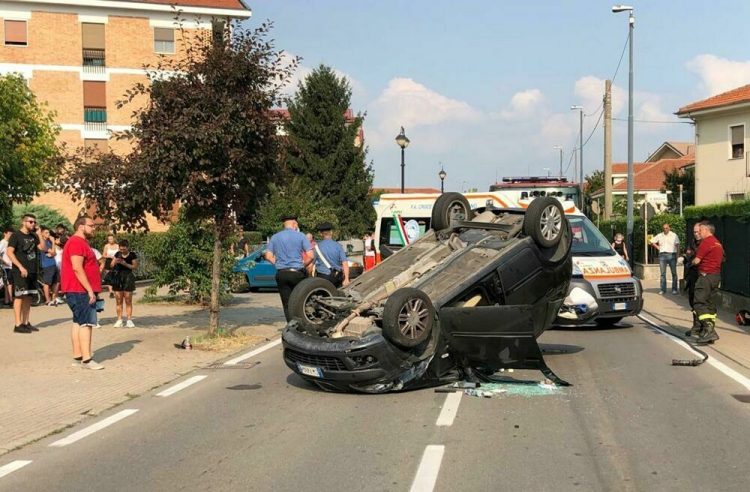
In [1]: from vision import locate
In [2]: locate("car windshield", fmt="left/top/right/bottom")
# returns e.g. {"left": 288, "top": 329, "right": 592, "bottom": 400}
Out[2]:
{"left": 568, "top": 215, "right": 616, "bottom": 256}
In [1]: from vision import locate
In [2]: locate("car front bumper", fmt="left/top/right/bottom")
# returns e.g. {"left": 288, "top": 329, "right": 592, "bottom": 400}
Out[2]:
{"left": 282, "top": 325, "right": 417, "bottom": 392}
{"left": 555, "top": 277, "right": 643, "bottom": 325}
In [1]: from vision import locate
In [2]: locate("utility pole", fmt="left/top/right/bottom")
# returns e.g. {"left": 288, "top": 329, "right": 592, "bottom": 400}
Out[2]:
{"left": 604, "top": 79, "right": 613, "bottom": 219}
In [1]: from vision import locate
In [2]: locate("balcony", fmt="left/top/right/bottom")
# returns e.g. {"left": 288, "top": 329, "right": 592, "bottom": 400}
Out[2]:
{"left": 84, "top": 106, "right": 107, "bottom": 132}
{"left": 82, "top": 49, "right": 105, "bottom": 74}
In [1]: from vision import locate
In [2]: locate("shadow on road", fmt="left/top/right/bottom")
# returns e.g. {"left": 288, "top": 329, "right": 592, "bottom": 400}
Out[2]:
{"left": 226, "top": 384, "right": 263, "bottom": 391}
{"left": 539, "top": 343, "right": 585, "bottom": 355}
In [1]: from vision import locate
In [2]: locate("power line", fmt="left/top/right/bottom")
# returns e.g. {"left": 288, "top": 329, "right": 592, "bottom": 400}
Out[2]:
{"left": 611, "top": 31, "right": 629, "bottom": 84}
{"left": 612, "top": 117, "right": 694, "bottom": 124}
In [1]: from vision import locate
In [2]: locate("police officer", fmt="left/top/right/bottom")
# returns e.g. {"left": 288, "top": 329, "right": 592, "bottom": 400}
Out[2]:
{"left": 265, "top": 215, "right": 313, "bottom": 321}
{"left": 313, "top": 223, "right": 349, "bottom": 288}
{"left": 690, "top": 220, "right": 724, "bottom": 345}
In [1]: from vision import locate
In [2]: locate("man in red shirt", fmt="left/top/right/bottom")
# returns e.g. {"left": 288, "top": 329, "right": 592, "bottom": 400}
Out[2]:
{"left": 61, "top": 216, "right": 104, "bottom": 369}
{"left": 690, "top": 220, "right": 724, "bottom": 345}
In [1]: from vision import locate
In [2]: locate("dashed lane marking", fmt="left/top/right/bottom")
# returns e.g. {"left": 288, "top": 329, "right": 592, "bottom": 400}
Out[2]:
{"left": 435, "top": 391, "right": 462, "bottom": 426}
{"left": 0, "top": 460, "right": 32, "bottom": 479}
{"left": 156, "top": 375, "right": 208, "bottom": 397}
{"left": 49, "top": 409, "right": 139, "bottom": 447}
{"left": 410, "top": 445, "right": 445, "bottom": 492}
{"left": 224, "top": 338, "right": 282, "bottom": 366}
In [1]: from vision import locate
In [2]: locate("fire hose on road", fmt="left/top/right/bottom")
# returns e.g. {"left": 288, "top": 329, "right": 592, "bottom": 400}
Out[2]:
{"left": 637, "top": 313, "right": 709, "bottom": 367}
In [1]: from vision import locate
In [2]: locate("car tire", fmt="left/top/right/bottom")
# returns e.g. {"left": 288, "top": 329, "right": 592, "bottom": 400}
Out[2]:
{"left": 288, "top": 277, "right": 341, "bottom": 333}
{"left": 523, "top": 197, "right": 565, "bottom": 249}
{"left": 595, "top": 317, "right": 624, "bottom": 326}
{"left": 431, "top": 192, "right": 474, "bottom": 231}
{"left": 382, "top": 288, "right": 435, "bottom": 348}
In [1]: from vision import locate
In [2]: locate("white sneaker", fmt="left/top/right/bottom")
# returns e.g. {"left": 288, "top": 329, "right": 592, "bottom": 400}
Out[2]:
{"left": 113, "top": 319, "right": 124, "bottom": 328}
{"left": 125, "top": 320, "right": 135, "bottom": 328}
{"left": 81, "top": 360, "right": 104, "bottom": 370}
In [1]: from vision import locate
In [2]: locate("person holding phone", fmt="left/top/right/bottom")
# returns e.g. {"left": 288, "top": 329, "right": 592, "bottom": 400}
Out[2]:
{"left": 112, "top": 239, "right": 138, "bottom": 328}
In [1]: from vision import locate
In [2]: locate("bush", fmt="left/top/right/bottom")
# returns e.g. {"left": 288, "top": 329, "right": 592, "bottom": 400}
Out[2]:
{"left": 140, "top": 218, "right": 235, "bottom": 304}
{"left": 684, "top": 199, "right": 750, "bottom": 220}
{"left": 598, "top": 213, "right": 686, "bottom": 264}
{"left": 11, "top": 204, "right": 72, "bottom": 231}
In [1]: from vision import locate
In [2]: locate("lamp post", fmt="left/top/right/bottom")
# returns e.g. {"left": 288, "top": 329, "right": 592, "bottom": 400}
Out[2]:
{"left": 613, "top": 4, "right": 634, "bottom": 266}
{"left": 570, "top": 105, "right": 584, "bottom": 208}
{"left": 395, "top": 127, "right": 410, "bottom": 193}
{"left": 553, "top": 145, "right": 563, "bottom": 176}
{"left": 438, "top": 164, "right": 447, "bottom": 193}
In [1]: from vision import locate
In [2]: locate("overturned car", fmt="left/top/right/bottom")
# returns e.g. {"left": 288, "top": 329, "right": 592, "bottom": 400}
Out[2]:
{"left": 282, "top": 194, "right": 573, "bottom": 393}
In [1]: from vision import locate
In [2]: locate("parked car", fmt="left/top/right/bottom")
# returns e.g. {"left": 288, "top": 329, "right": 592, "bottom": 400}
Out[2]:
{"left": 282, "top": 194, "right": 573, "bottom": 393}
{"left": 233, "top": 246, "right": 277, "bottom": 291}
{"left": 233, "top": 246, "right": 364, "bottom": 291}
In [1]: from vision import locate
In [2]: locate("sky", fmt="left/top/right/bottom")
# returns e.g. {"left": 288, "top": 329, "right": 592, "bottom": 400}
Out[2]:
{"left": 245, "top": 0, "right": 750, "bottom": 192}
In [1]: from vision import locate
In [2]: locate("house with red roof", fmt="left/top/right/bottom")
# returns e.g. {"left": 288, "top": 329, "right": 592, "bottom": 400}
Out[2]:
{"left": 676, "top": 85, "right": 750, "bottom": 205}
{"left": 589, "top": 142, "right": 694, "bottom": 213}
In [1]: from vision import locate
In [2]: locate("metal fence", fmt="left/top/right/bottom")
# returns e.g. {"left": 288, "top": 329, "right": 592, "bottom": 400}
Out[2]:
{"left": 687, "top": 217, "right": 750, "bottom": 297}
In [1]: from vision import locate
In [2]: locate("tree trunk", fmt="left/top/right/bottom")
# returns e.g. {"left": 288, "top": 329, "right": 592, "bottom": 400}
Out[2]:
{"left": 208, "top": 226, "right": 222, "bottom": 336}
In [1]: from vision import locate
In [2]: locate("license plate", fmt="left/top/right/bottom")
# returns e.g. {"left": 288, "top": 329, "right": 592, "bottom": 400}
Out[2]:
{"left": 613, "top": 302, "right": 628, "bottom": 311}
{"left": 297, "top": 363, "right": 323, "bottom": 378}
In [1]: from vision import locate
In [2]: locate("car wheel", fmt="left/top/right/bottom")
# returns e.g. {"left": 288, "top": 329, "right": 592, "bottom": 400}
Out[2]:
{"left": 523, "top": 197, "right": 564, "bottom": 249}
{"left": 382, "top": 288, "right": 435, "bottom": 348}
{"left": 431, "top": 192, "right": 474, "bottom": 231}
{"left": 595, "top": 317, "right": 623, "bottom": 326}
{"left": 288, "top": 278, "right": 341, "bottom": 332}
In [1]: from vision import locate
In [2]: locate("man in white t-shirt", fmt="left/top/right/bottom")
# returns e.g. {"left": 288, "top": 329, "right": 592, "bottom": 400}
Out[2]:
{"left": 650, "top": 223, "right": 680, "bottom": 294}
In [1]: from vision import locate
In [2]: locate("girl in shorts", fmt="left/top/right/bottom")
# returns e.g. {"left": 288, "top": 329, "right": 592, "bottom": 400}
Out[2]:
{"left": 112, "top": 240, "right": 138, "bottom": 328}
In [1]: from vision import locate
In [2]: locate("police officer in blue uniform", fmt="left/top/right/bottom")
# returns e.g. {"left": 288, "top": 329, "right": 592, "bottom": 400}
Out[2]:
{"left": 265, "top": 215, "right": 313, "bottom": 321}
{"left": 313, "top": 222, "right": 349, "bottom": 288}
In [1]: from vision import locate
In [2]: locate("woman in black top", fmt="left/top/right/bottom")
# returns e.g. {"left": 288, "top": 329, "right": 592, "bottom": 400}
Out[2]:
{"left": 611, "top": 232, "right": 629, "bottom": 261}
{"left": 112, "top": 240, "right": 139, "bottom": 328}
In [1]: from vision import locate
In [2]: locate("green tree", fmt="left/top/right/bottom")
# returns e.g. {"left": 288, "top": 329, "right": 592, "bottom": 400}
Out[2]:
{"left": 57, "top": 21, "right": 296, "bottom": 335}
{"left": 0, "top": 74, "right": 60, "bottom": 226}
{"left": 12, "top": 204, "right": 72, "bottom": 231}
{"left": 254, "top": 179, "right": 339, "bottom": 238}
{"left": 583, "top": 169, "right": 604, "bottom": 218}
{"left": 662, "top": 166, "right": 694, "bottom": 214}
{"left": 282, "top": 65, "right": 375, "bottom": 237}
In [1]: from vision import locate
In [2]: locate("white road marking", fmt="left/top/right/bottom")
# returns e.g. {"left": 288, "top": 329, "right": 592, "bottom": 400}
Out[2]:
{"left": 435, "top": 391, "right": 463, "bottom": 426}
{"left": 49, "top": 409, "right": 138, "bottom": 447}
{"left": 641, "top": 315, "right": 750, "bottom": 391}
{"left": 156, "top": 375, "right": 208, "bottom": 397}
{"left": 224, "top": 338, "right": 282, "bottom": 365}
{"left": 0, "top": 460, "right": 32, "bottom": 479}
{"left": 410, "top": 445, "right": 445, "bottom": 492}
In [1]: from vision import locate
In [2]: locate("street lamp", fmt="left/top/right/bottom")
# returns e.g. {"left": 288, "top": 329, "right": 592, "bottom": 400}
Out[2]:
{"left": 438, "top": 163, "right": 447, "bottom": 193}
{"left": 613, "top": 4, "right": 634, "bottom": 266}
{"left": 570, "top": 105, "right": 584, "bottom": 208}
{"left": 553, "top": 146, "right": 563, "bottom": 177}
{"left": 395, "top": 127, "right": 410, "bottom": 193}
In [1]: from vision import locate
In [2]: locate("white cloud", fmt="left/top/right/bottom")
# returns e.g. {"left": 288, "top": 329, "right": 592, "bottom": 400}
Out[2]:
{"left": 574, "top": 76, "right": 626, "bottom": 115}
{"left": 279, "top": 52, "right": 365, "bottom": 101}
{"left": 686, "top": 54, "right": 750, "bottom": 96}
{"left": 500, "top": 89, "right": 544, "bottom": 119}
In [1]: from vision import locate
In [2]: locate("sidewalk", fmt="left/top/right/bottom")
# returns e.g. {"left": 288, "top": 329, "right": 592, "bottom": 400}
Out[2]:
{"left": 639, "top": 278, "right": 750, "bottom": 370}
{"left": 0, "top": 289, "right": 285, "bottom": 455}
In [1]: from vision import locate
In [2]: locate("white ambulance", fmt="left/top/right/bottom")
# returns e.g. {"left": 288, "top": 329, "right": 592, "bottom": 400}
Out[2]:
{"left": 372, "top": 192, "right": 642, "bottom": 326}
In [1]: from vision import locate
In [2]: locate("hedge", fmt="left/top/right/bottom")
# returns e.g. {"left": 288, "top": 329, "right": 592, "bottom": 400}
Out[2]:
{"left": 684, "top": 199, "right": 750, "bottom": 220}
{"left": 597, "top": 213, "right": 686, "bottom": 264}
{"left": 91, "top": 231, "right": 165, "bottom": 281}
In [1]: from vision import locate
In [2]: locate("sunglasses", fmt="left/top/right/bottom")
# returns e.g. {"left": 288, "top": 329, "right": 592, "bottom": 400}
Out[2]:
{"left": 25, "top": 220, "right": 36, "bottom": 224}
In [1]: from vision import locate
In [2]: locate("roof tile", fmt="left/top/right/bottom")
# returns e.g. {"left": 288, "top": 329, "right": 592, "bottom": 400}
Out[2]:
{"left": 677, "top": 84, "right": 750, "bottom": 114}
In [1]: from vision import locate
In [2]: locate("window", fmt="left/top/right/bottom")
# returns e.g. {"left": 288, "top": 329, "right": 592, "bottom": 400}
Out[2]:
{"left": 4, "top": 20, "right": 27, "bottom": 46}
{"left": 378, "top": 217, "right": 430, "bottom": 248}
{"left": 81, "top": 23, "right": 105, "bottom": 69}
{"left": 154, "top": 27, "right": 174, "bottom": 53}
{"left": 731, "top": 124, "right": 745, "bottom": 159}
{"left": 728, "top": 192, "right": 746, "bottom": 202}
{"left": 83, "top": 81, "right": 107, "bottom": 125}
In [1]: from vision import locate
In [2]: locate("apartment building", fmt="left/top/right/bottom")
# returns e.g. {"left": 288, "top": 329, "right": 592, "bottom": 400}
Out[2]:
{"left": 0, "top": 0, "right": 251, "bottom": 227}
